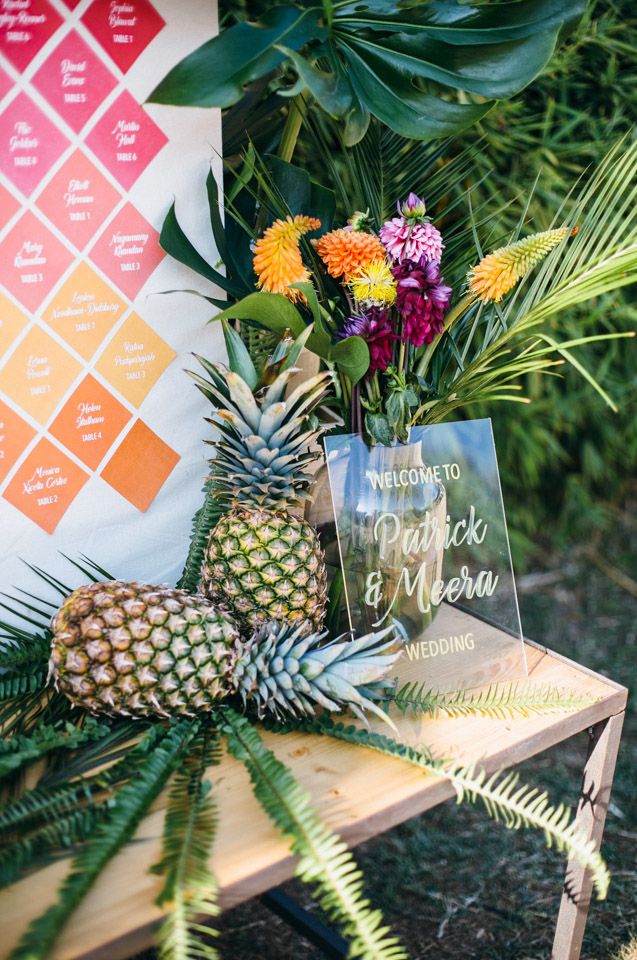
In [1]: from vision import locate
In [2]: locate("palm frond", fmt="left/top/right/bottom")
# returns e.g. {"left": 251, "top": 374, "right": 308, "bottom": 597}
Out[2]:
{"left": 153, "top": 730, "right": 222, "bottom": 960}
{"left": 0, "top": 673, "right": 47, "bottom": 702}
{"left": 0, "top": 806, "right": 102, "bottom": 889}
{"left": 38, "top": 719, "right": 144, "bottom": 787}
{"left": 386, "top": 681, "right": 598, "bottom": 720}
{"left": 289, "top": 717, "right": 610, "bottom": 900}
{"left": 9, "top": 720, "right": 198, "bottom": 960}
{"left": 221, "top": 708, "right": 407, "bottom": 960}
{"left": 430, "top": 139, "right": 637, "bottom": 418}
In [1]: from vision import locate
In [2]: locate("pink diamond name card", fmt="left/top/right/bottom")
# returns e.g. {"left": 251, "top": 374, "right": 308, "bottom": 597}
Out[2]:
{"left": 324, "top": 420, "right": 527, "bottom": 693}
{"left": 0, "top": 0, "right": 225, "bottom": 591}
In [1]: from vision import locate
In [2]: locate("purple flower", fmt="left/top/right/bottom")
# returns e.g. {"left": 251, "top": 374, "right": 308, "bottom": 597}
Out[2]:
{"left": 337, "top": 308, "right": 397, "bottom": 374}
{"left": 400, "top": 192, "right": 427, "bottom": 219}
{"left": 392, "top": 257, "right": 452, "bottom": 347}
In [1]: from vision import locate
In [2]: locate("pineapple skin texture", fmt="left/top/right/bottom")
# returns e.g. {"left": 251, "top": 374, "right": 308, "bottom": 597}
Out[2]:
{"left": 202, "top": 507, "right": 327, "bottom": 632}
{"left": 49, "top": 581, "right": 240, "bottom": 718}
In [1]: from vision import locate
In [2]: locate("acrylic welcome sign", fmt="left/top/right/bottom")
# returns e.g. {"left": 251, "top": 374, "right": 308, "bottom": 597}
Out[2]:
{"left": 323, "top": 419, "right": 527, "bottom": 692}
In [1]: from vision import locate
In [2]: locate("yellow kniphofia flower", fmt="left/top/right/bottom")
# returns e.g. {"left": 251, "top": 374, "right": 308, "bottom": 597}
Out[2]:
{"left": 468, "top": 226, "right": 574, "bottom": 303}
{"left": 349, "top": 259, "right": 397, "bottom": 307}
{"left": 253, "top": 215, "right": 320, "bottom": 301}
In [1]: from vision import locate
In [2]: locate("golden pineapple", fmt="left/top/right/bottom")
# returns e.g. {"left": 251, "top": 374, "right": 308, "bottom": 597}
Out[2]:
{"left": 49, "top": 581, "right": 239, "bottom": 717}
{"left": 200, "top": 362, "right": 331, "bottom": 631}
{"left": 49, "top": 580, "right": 399, "bottom": 722}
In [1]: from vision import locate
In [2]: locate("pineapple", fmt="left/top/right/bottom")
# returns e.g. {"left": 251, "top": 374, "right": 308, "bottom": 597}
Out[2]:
{"left": 199, "top": 358, "right": 331, "bottom": 631}
{"left": 49, "top": 580, "right": 398, "bottom": 722}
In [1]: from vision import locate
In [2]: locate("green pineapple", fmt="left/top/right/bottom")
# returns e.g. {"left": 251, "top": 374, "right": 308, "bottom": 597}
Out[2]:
{"left": 49, "top": 580, "right": 398, "bottom": 721}
{"left": 199, "top": 349, "right": 331, "bottom": 632}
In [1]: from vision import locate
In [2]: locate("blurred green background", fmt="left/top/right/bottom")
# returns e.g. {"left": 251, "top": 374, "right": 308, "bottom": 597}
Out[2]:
{"left": 458, "top": 0, "right": 637, "bottom": 568}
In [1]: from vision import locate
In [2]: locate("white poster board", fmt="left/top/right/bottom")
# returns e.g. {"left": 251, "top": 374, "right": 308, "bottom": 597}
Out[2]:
{"left": 0, "top": 0, "right": 224, "bottom": 593}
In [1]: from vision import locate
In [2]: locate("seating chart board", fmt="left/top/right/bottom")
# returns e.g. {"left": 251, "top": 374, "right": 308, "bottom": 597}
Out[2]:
{"left": 0, "top": 0, "right": 224, "bottom": 589}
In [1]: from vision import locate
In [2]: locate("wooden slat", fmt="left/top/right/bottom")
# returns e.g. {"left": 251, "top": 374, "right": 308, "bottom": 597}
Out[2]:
{"left": 0, "top": 609, "right": 627, "bottom": 960}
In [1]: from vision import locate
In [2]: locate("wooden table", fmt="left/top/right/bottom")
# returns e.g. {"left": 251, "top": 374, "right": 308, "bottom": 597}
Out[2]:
{"left": 0, "top": 611, "right": 627, "bottom": 960}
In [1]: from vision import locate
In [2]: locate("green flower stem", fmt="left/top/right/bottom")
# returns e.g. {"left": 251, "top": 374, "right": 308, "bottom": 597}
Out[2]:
{"left": 415, "top": 292, "right": 475, "bottom": 379}
{"left": 278, "top": 94, "right": 307, "bottom": 164}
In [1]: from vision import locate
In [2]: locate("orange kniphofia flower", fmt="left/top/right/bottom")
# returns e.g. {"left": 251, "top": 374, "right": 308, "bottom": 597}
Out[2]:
{"left": 468, "top": 226, "right": 574, "bottom": 303}
{"left": 314, "top": 228, "right": 386, "bottom": 281}
{"left": 253, "top": 215, "right": 321, "bottom": 300}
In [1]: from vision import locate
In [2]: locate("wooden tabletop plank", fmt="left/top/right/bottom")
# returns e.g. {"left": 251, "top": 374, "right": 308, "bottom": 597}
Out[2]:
{"left": 0, "top": 610, "right": 627, "bottom": 960}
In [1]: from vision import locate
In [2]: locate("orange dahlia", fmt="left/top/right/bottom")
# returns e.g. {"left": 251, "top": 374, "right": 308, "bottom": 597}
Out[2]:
{"left": 253, "top": 215, "right": 320, "bottom": 300}
{"left": 314, "top": 228, "right": 386, "bottom": 281}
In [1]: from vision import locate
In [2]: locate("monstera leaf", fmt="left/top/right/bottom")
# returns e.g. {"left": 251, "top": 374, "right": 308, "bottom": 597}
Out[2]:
{"left": 149, "top": 0, "right": 585, "bottom": 144}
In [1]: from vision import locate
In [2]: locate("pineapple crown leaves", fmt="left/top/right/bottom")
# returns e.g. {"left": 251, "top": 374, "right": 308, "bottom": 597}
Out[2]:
{"left": 203, "top": 364, "right": 333, "bottom": 509}
{"left": 234, "top": 620, "right": 400, "bottom": 728}
{"left": 220, "top": 709, "right": 408, "bottom": 960}
{"left": 292, "top": 715, "right": 610, "bottom": 901}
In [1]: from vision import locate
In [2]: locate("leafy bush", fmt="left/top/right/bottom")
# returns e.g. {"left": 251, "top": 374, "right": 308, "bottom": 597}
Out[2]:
{"left": 456, "top": 0, "right": 637, "bottom": 567}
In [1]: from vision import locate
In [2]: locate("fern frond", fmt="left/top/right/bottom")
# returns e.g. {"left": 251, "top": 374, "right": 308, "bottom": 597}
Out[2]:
{"left": 153, "top": 730, "right": 222, "bottom": 960}
{"left": 386, "top": 682, "right": 598, "bottom": 720}
{"left": 177, "top": 478, "right": 225, "bottom": 593}
{"left": 221, "top": 708, "right": 407, "bottom": 960}
{"left": 288, "top": 717, "right": 610, "bottom": 900}
{"left": 0, "top": 718, "right": 110, "bottom": 781}
{"left": 0, "top": 724, "right": 165, "bottom": 888}
{"left": 9, "top": 720, "right": 198, "bottom": 960}
{"left": 0, "top": 806, "right": 102, "bottom": 888}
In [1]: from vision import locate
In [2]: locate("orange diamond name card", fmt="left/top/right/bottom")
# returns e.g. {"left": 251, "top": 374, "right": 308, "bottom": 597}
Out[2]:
{"left": 95, "top": 312, "right": 175, "bottom": 407}
{"left": 3, "top": 437, "right": 89, "bottom": 534}
{"left": 41, "top": 262, "right": 126, "bottom": 360}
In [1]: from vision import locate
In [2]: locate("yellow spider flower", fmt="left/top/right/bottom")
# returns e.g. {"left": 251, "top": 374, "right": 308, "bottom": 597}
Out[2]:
{"left": 253, "top": 215, "right": 320, "bottom": 300}
{"left": 349, "top": 259, "right": 397, "bottom": 307}
{"left": 469, "top": 226, "right": 576, "bottom": 302}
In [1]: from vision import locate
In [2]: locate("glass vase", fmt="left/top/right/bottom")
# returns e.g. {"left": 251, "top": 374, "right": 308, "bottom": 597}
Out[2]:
{"left": 306, "top": 439, "right": 447, "bottom": 639}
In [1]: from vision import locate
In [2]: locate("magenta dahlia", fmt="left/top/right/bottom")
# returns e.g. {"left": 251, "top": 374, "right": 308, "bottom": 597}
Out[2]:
{"left": 392, "top": 257, "right": 452, "bottom": 347}
{"left": 379, "top": 193, "right": 444, "bottom": 264}
{"left": 337, "top": 308, "right": 397, "bottom": 373}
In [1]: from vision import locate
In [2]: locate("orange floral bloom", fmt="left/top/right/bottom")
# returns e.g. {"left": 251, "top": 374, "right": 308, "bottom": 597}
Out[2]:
{"left": 253, "top": 215, "right": 320, "bottom": 300}
{"left": 314, "top": 228, "right": 386, "bottom": 281}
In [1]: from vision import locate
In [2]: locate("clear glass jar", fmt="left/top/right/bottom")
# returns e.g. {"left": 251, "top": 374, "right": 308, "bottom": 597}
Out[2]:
{"left": 306, "top": 439, "right": 446, "bottom": 638}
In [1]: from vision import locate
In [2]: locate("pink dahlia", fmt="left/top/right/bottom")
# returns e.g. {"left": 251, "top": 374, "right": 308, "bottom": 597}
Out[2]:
{"left": 393, "top": 257, "right": 452, "bottom": 347}
{"left": 337, "top": 308, "right": 397, "bottom": 373}
{"left": 379, "top": 216, "right": 444, "bottom": 264}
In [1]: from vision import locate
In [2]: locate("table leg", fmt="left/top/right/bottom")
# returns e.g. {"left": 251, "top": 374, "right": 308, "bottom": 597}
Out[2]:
{"left": 552, "top": 711, "right": 625, "bottom": 960}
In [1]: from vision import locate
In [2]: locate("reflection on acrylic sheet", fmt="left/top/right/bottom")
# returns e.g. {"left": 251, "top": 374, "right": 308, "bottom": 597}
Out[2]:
{"left": 322, "top": 419, "right": 527, "bottom": 693}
